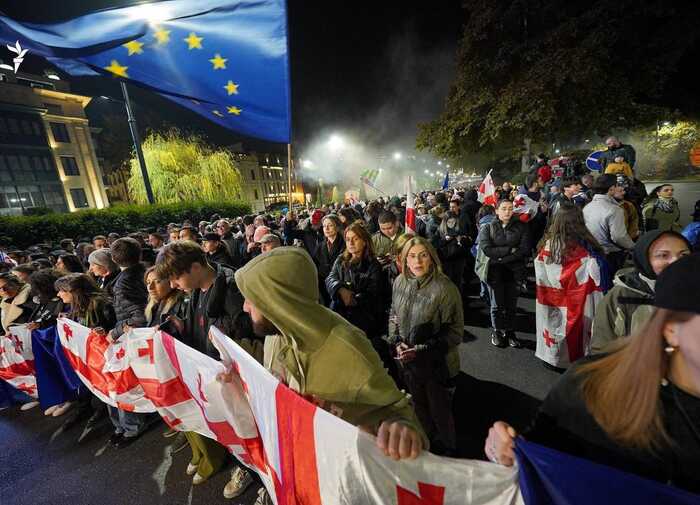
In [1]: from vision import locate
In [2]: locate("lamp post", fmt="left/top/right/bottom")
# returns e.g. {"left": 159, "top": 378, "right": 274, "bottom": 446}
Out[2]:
{"left": 99, "top": 83, "right": 155, "bottom": 204}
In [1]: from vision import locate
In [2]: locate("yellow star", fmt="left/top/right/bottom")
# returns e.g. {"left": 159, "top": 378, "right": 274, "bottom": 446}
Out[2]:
{"left": 123, "top": 40, "right": 144, "bottom": 56}
{"left": 104, "top": 60, "right": 128, "bottom": 78}
{"left": 184, "top": 32, "right": 203, "bottom": 50}
{"left": 224, "top": 80, "right": 239, "bottom": 95}
{"left": 153, "top": 28, "right": 171, "bottom": 45}
{"left": 227, "top": 106, "right": 242, "bottom": 116}
{"left": 209, "top": 53, "right": 227, "bottom": 70}
{"left": 212, "top": 110, "right": 224, "bottom": 117}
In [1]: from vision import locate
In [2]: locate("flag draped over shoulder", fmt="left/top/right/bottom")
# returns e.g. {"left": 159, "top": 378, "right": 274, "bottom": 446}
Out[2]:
{"left": 534, "top": 244, "right": 604, "bottom": 368}
{"left": 0, "top": 0, "right": 291, "bottom": 142}
{"left": 0, "top": 324, "right": 37, "bottom": 399}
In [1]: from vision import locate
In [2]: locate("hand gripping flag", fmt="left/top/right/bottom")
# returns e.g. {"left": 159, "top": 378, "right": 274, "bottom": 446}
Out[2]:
{"left": 0, "top": 324, "right": 37, "bottom": 399}
{"left": 478, "top": 170, "right": 497, "bottom": 207}
{"left": 534, "top": 244, "right": 604, "bottom": 368}
{"left": 405, "top": 175, "right": 416, "bottom": 234}
{"left": 0, "top": 0, "right": 291, "bottom": 143}
{"left": 512, "top": 194, "right": 539, "bottom": 223}
{"left": 57, "top": 319, "right": 155, "bottom": 412}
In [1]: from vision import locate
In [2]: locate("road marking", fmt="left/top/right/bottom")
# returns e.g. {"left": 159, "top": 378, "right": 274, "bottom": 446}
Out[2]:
{"left": 151, "top": 445, "right": 174, "bottom": 495}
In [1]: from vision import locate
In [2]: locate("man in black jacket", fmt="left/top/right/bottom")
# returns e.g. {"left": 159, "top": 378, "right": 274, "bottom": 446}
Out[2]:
{"left": 155, "top": 240, "right": 257, "bottom": 495}
{"left": 106, "top": 237, "right": 150, "bottom": 448}
{"left": 202, "top": 233, "right": 235, "bottom": 268}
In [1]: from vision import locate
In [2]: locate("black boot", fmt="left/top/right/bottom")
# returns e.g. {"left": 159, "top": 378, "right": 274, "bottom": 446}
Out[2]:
{"left": 506, "top": 330, "right": 523, "bottom": 348}
{"left": 490, "top": 330, "right": 507, "bottom": 348}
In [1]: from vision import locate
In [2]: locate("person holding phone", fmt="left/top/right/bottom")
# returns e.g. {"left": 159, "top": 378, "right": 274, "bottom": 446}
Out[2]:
{"left": 388, "top": 236, "right": 463, "bottom": 456}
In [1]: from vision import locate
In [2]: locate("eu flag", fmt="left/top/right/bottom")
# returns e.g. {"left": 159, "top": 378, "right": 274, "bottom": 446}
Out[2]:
{"left": 0, "top": 0, "right": 291, "bottom": 143}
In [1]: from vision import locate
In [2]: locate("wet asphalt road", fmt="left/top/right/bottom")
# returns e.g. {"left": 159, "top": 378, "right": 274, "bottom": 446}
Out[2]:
{"left": 0, "top": 288, "right": 555, "bottom": 505}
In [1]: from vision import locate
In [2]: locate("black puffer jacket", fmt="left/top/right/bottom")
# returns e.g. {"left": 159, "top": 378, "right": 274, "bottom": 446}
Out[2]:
{"left": 326, "top": 255, "right": 386, "bottom": 339}
{"left": 112, "top": 263, "right": 148, "bottom": 339}
{"left": 478, "top": 218, "right": 530, "bottom": 274}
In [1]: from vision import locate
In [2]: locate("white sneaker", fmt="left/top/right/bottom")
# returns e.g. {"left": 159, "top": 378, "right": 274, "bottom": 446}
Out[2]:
{"left": 20, "top": 401, "right": 39, "bottom": 411}
{"left": 192, "top": 472, "right": 206, "bottom": 485}
{"left": 186, "top": 462, "right": 198, "bottom": 476}
{"left": 223, "top": 466, "right": 253, "bottom": 499}
{"left": 44, "top": 405, "right": 59, "bottom": 416}
{"left": 52, "top": 402, "right": 73, "bottom": 417}
{"left": 254, "top": 486, "right": 273, "bottom": 505}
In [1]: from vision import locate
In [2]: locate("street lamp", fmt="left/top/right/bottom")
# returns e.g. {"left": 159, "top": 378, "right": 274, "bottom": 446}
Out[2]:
{"left": 44, "top": 69, "right": 60, "bottom": 81}
{"left": 302, "top": 159, "right": 313, "bottom": 169}
{"left": 437, "top": 161, "right": 442, "bottom": 166}
{"left": 328, "top": 134, "right": 344, "bottom": 151}
{"left": 393, "top": 152, "right": 402, "bottom": 160}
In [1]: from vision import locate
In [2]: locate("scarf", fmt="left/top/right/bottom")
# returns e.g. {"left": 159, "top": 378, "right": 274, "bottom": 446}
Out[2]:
{"left": 655, "top": 196, "right": 676, "bottom": 213}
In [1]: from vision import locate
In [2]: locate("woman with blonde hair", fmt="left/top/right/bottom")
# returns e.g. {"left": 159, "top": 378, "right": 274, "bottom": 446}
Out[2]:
{"left": 485, "top": 253, "right": 700, "bottom": 493}
{"left": 388, "top": 236, "right": 464, "bottom": 456}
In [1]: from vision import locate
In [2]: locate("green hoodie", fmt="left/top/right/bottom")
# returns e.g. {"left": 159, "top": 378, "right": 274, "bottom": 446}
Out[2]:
{"left": 234, "top": 247, "right": 426, "bottom": 444}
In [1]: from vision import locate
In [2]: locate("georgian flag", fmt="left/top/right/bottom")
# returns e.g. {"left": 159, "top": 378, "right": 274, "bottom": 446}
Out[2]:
{"left": 208, "top": 327, "right": 524, "bottom": 505}
{"left": 478, "top": 170, "right": 497, "bottom": 207}
{"left": 512, "top": 194, "right": 539, "bottom": 223}
{"left": 534, "top": 245, "right": 604, "bottom": 368}
{"left": 405, "top": 175, "right": 416, "bottom": 234}
{"left": 127, "top": 327, "right": 263, "bottom": 468}
{"left": 57, "top": 319, "right": 155, "bottom": 412}
{"left": 0, "top": 324, "right": 37, "bottom": 399}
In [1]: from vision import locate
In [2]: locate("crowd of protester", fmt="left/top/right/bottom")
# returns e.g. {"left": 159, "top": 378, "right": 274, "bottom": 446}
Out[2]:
{"left": 1, "top": 136, "right": 699, "bottom": 499}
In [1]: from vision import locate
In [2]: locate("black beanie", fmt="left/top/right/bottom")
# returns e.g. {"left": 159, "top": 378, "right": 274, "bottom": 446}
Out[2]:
{"left": 633, "top": 230, "right": 691, "bottom": 279}
{"left": 654, "top": 254, "right": 700, "bottom": 313}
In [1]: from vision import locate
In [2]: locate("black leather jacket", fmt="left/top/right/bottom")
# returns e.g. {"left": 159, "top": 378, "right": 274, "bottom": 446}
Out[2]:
{"left": 326, "top": 255, "right": 386, "bottom": 338}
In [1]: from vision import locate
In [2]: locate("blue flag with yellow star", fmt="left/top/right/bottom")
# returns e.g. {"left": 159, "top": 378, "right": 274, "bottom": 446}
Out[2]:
{"left": 0, "top": 0, "right": 291, "bottom": 143}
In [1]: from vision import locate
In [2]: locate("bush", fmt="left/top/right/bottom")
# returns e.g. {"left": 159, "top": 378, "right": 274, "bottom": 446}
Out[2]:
{"left": 0, "top": 200, "right": 251, "bottom": 249}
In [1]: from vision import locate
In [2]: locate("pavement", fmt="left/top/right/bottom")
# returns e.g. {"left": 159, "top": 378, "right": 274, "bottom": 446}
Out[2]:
{"left": 0, "top": 281, "right": 558, "bottom": 505}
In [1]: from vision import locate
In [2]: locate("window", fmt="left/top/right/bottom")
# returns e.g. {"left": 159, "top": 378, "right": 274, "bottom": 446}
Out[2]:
{"left": 254, "top": 189, "right": 259, "bottom": 199}
{"left": 43, "top": 186, "right": 66, "bottom": 206}
{"left": 21, "top": 120, "right": 33, "bottom": 135}
{"left": 70, "top": 188, "right": 89, "bottom": 208}
{"left": 50, "top": 122, "right": 70, "bottom": 143}
{"left": 42, "top": 157, "right": 53, "bottom": 172}
{"left": 250, "top": 168, "right": 256, "bottom": 180}
{"left": 60, "top": 156, "right": 80, "bottom": 176}
{"left": 18, "top": 156, "right": 35, "bottom": 181}
{"left": 0, "top": 118, "right": 7, "bottom": 134}
{"left": 8, "top": 118, "right": 20, "bottom": 134}
{"left": 0, "top": 156, "right": 12, "bottom": 182}
{"left": 32, "top": 122, "right": 42, "bottom": 136}
{"left": 6, "top": 155, "right": 20, "bottom": 172}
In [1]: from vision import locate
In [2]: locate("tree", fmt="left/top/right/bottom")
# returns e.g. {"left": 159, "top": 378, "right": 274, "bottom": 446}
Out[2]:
{"left": 631, "top": 120, "right": 700, "bottom": 179}
{"left": 417, "top": 0, "right": 700, "bottom": 166}
{"left": 128, "top": 130, "right": 243, "bottom": 204}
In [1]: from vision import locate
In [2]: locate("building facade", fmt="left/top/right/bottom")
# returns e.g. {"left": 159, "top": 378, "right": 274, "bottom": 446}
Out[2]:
{"left": 232, "top": 150, "right": 302, "bottom": 212}
{"left": 0, "top": 70, "right": 109, "bottom": 215}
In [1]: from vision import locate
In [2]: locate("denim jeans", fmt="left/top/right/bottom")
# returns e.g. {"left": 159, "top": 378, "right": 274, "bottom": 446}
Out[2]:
{"left": 108, "top": 405, "right": 149, "bottom": 437}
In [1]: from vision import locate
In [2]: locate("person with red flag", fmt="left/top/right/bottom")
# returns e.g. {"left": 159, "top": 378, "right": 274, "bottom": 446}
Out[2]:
{"left": 478, "top": 170, "right": 498, "bottom": 207}
{"left": 230, "top": 246, "right": 426, "bottom": 504}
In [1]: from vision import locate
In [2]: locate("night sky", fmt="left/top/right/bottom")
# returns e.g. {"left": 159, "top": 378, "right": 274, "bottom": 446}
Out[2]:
{"left": 0, "top": 0, "right": 464, "bottom": 155}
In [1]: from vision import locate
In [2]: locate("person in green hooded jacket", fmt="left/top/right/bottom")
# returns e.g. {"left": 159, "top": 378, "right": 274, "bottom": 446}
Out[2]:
{"left": 227, "top": 246, "right": 427, "bottom": 505}
{"left": 590, "top": 229, "right": 691, "bottom": 353}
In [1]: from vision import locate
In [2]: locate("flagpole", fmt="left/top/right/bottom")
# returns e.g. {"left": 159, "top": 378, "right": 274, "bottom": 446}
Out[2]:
{"left": 120, "top": 81, "right": 155, "bottom": 205}
{"left": 287, "top": 143, "right": 294, "bottom": 212}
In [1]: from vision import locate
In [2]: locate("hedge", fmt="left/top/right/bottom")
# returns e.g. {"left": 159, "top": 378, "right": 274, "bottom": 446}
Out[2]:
{"left": 0, "top": 200, "right": 251, "bottom": 249}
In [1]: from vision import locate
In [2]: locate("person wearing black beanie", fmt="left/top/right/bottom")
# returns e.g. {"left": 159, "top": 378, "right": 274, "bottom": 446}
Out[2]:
{"left": 590, "top": 230, "right": 691, "bottom": 353}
